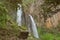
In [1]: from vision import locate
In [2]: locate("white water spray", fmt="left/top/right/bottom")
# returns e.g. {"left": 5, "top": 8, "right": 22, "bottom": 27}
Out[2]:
{"left": 17, "top": 4, "right": 22, "bottom": 26}
{"left": 29, "top": 15, "right": 39, "bottom": 38}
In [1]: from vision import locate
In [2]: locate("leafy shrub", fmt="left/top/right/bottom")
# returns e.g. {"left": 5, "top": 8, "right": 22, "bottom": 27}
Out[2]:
{"left": 0, "top": 2, "right": 8, "bottom": 28}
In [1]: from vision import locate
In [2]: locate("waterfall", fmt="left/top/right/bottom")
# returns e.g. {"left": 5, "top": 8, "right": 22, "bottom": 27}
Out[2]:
{"left": 17, "top": 4, "right": 22, "bottom": 26}
{"left": 29, "top": 15, "right": 39, "bottom": 38}
{"left": 16, "top": 3, "right": 39, "bottom": 38}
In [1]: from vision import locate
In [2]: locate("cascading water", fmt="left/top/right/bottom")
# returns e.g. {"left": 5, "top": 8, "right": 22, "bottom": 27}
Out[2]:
{"left": 29, "top": 15, "right": 39, "bottom": 38}
{"left": 17, "top": 4, "right": 22, "bottom": 26}
{"left": 16, "top": 3, "right": 39, "bottom": 38}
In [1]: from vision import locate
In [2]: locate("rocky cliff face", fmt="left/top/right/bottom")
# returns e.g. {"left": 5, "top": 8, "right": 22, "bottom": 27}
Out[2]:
{"left": 44, "top": 12, "right": 59, "bottom": 28}
{"left": 1, "top": 0, "right": 60, "bottom": 28}
{"left": 22, "top": 0, "right": 60, "bottom": 28}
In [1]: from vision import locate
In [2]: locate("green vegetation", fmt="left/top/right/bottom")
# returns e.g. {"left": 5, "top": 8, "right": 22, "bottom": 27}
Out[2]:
{"left": 0, "top": 3, "right": 18, "bottom": 30}
{"left": 0, "top": 0, "right": 60, "bottom": 40}
{"left": 27, "top": 26, "right": 60, "bottom": 40}
{"left": 38, "top": 27, "right": 60, "bottom": 40}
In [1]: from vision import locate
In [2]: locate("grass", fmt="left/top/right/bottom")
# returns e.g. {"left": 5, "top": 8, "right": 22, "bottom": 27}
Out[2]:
{"left": 27, "top": 27, "right": 60, "bottom": 40}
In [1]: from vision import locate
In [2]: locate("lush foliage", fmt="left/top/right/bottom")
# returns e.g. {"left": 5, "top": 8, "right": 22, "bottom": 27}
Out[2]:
{"left": 0, "top": 2, "right": 8, "bottom": 28}
{"left": 0, "top": 0, "right": 60, "bottom": 40}
{"left": 0, "top": 2, "right": 19, "bottom": 31}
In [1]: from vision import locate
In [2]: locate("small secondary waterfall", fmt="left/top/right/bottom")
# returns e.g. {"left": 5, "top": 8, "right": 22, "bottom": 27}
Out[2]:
{"left": 29, "top": 15, "right": 39, "bottom": 38}
{"left": 17, "top": 4, "right": 22, "bottom": 26}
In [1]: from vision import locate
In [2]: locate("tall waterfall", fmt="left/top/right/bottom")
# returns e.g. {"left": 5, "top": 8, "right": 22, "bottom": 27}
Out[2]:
{"left": 29, "top": 15, "right": 39, "bottom": 38}
{"left": 17, "top": 4, "right": 22, "bottom": 26}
